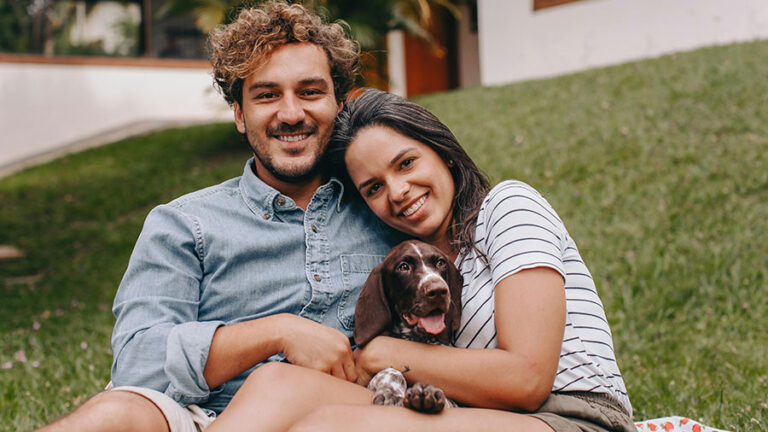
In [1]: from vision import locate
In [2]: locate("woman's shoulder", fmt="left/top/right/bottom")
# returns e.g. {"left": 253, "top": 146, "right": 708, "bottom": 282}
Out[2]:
{"left": 483, "top": 179, "right": 551, "bottom": 210}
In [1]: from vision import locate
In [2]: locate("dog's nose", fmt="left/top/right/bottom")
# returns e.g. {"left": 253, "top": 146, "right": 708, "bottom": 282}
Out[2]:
{"left": 424, "top": 283, "right": 449, "bottom": 299}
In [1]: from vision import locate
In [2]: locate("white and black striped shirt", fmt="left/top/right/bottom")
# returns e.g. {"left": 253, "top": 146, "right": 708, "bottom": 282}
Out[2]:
{"left": 453, "top": 180, "right": 632, "bottom": 416}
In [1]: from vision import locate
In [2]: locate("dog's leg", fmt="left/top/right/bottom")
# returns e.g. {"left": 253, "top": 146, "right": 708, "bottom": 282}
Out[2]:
{"left": 367, "top": 367, "right": 406, "bottom": 406}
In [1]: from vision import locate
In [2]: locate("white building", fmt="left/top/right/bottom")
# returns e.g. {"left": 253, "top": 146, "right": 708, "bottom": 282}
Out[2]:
{"left": 2, "top": 0, "right": 768, "bottom": 176}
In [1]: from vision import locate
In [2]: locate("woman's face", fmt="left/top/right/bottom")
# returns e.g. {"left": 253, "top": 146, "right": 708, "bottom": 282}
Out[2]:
{"left": 345, "top": 125, "right": 455, "bottom": 248}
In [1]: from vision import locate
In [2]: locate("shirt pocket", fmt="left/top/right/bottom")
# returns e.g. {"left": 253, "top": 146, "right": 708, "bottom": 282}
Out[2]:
{"left": 338, "top": 254, "right": 385, "bottom": 331}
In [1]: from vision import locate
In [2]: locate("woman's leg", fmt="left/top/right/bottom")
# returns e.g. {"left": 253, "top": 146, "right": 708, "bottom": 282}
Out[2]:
{"left": 288, "top": 404, "right": 555, "bottom": 432}
{"left": 206, "top": 362, "right": 372, "bottom": 432}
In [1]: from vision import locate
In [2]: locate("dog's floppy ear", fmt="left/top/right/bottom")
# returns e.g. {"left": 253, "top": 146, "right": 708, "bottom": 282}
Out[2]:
{"left": 353, "top": 263, "right": 392, "bottom": 347}
{"left": 446, "top": 260, "right": 464, "bottom": 334}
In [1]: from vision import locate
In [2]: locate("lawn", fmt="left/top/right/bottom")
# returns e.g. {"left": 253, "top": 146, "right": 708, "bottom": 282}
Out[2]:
{"left": 2, "top": 40, "right": 767, "bottom": 431}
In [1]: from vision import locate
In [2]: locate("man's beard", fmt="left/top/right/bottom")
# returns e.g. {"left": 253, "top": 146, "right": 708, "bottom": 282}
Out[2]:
{"left": 243, "top": 122, "right": 326, "bottom": 183}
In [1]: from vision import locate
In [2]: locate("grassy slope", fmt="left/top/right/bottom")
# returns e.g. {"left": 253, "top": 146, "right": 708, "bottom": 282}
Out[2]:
{"left": 2, "top": 40, "right": 767, "bottom": 430}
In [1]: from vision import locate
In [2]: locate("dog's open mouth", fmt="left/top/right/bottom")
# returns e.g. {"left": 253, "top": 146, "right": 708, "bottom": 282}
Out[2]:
{"left": 404, "top": 309, "right": 446, "bottom": 335}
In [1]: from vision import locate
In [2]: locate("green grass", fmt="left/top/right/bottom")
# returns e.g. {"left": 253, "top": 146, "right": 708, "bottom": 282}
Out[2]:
{"left": 2, "top": 40, "right": 767, "bottom": 431}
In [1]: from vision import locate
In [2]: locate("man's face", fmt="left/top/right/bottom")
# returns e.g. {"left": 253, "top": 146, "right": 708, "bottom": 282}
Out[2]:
{"left": 234, "top": 42, "right": 342, "bottom": 186}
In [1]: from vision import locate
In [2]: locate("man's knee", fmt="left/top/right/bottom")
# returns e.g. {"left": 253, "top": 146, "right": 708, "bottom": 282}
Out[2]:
{"left": 37, "top": 391, "right": 169, "bottom": 432}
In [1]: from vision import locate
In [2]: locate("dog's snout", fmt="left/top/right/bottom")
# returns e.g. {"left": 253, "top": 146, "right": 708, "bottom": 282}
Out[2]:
{"left": 424, "top": 282, "right": 449, "bottom": 299}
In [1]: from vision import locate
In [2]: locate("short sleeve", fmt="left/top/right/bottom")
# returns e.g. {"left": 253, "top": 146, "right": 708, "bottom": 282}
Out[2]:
{"left": 480, "top": 181, "right": 567, "bottom": 285}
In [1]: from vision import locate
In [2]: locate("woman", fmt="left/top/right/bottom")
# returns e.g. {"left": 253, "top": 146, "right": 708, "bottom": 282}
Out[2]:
{"left": 209, "top": 89, "right": 634, "bottom": 432}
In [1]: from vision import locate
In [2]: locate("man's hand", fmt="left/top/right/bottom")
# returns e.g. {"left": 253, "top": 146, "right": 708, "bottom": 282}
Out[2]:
{"left": 204, "top": 313, "right": 357, "bottom": 389}
{"left": 277, "top": 315, "right": 357, "bottom": 383}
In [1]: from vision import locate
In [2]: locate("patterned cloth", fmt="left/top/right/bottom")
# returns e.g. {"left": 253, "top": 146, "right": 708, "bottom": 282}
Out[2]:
{"left": 634, "top": 416, "right": 730, "bottom": 432}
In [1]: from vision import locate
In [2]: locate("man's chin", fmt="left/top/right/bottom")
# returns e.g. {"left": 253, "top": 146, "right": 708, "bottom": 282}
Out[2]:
{"left": 267, "top": 162, "right": 324, "bottom": 184}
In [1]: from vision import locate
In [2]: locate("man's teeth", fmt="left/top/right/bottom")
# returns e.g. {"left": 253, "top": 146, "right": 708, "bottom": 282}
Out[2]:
{"left": 402, "top": 196, "right": 426, "bottom": 217}
{"left": 277, "top": 134, "right": 308, "bottom": 142}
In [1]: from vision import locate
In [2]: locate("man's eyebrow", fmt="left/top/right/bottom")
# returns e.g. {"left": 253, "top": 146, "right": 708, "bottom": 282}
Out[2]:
{"left": 299, "top": 77, "right": 331, "bottom": 88}
{"left": 246, "top": 77, "right": 331, "bottom": 94}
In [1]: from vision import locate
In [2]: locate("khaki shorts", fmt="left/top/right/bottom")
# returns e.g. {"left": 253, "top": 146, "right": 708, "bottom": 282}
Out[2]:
{"left": 108, "top": 385, "right": 215, "bottom": 432}
{"left": 530, "top": 391, "right": 635, "bottom": 432}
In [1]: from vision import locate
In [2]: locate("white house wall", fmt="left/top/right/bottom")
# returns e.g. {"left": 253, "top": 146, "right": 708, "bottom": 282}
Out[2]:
{"left": 0, "top": 62, "right": 231, "bottom": 174}
{"left": 477, "top": 0, "right": 768, "bottom": 86}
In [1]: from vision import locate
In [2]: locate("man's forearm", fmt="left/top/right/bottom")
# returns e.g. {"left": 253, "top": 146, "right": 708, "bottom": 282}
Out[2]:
{"left": 203, "top": 314, "right": 288, "bottom": 389}
{"left": 203, "top": 313, "right": 358, "bottom": 388}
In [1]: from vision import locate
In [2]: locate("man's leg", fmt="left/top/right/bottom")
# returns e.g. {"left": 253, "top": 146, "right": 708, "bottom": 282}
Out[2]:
{"left": 36, "top": 390, "right": 170, "bottom": 432}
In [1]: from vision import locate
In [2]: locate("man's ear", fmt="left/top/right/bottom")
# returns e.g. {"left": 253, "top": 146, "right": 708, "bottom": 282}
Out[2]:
{"left": 234, "top": 102, "right": 246, "bottom": 134}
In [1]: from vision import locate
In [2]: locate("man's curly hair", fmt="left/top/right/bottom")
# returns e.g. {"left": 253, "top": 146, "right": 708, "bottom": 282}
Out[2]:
{"left": 209, "top": 1, "right": 359, "bottom": 106}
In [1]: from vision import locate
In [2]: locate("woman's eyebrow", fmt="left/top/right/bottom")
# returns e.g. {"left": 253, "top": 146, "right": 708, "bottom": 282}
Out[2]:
{"left": 389, "top": 147, "right": 417, "bottom": 166}
{"left": 356, "top": 147, "right": 418, "bottom": 190}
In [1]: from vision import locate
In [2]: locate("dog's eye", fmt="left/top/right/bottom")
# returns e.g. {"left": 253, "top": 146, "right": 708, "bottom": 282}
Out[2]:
{"left": 435, "top": 258, "right": 447, "bottom": 269}
{"left": 397, "top": 262, "right": 411, "bottom": 272}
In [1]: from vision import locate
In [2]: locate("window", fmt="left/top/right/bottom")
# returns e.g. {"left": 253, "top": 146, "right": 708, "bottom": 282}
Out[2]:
{"left": 0, "top": 0, "right": 208, "bottom": 62}
{"left": 534, "top": 0, "right": 586, "bottom": 11}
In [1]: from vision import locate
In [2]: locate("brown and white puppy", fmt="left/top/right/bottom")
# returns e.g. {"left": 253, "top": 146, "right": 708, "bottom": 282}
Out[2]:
{"left": 354, "top": 240, "right": 463, "bottom": 413}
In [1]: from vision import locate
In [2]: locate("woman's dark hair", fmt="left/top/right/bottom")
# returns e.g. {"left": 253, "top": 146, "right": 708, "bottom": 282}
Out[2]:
{"left": 330, "top": 89, "right": 490, "bottom": 259}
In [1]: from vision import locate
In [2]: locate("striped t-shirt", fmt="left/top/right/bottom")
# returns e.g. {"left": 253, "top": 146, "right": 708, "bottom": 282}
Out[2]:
{"left": 453, "top": 180, "right": 632, "bottom": 416}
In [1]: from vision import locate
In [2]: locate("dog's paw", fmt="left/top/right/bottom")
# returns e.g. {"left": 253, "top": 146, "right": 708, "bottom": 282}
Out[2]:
{"left": 368, "top": 367, "right": 406, "bottom": 406}
{"left": 403, "top": 382, "right": 446, "bottom": 414}
{"left": 372, "top": 390, "right": 404, "bottom": 406}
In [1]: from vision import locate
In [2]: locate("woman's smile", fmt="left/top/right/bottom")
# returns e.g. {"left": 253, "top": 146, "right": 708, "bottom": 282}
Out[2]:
{"left": 400, "top": 194, "right": 427, "bottom": 217}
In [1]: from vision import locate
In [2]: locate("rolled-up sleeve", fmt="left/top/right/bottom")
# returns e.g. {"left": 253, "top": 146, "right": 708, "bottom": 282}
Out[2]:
{"left": 110, "top": 204, "right": 224, "bottom": 405}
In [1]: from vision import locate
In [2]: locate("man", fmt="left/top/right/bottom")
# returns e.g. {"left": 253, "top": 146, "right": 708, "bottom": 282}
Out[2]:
{"left": 38, "top": 2, "right": 400, "bottom": 431}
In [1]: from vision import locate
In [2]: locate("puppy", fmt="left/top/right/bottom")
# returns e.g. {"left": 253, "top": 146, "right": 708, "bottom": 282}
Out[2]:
{"left": 354, "top": 240, "right": 463, "bottom": 413}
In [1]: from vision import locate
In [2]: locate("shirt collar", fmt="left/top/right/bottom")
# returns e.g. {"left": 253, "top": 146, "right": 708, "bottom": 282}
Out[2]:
{"left": 239, "top": 158, "right": 346, "bottom": 217}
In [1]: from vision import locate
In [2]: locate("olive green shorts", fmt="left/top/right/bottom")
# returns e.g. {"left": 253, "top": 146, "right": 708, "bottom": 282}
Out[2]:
{"left": 530, "top": 392, "right": 635, "bottom": 432}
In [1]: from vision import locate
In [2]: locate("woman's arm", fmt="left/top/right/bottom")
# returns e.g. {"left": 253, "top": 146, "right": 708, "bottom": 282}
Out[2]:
{"left": 356, "top": 266, "right": 566, "bottom": 412}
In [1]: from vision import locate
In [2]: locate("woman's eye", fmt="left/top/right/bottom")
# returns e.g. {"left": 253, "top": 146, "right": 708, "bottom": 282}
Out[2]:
{"left": 436, "top": 258, "right": 447, "bottom": 269}
{"left": 400, "top": 158, "right": 415, "bottom": 169}
{"left": 366, "top": 183, "right": 381, "bottom": 196}
{"left": 397, "top": 262, "right": 410, "bottom": 272}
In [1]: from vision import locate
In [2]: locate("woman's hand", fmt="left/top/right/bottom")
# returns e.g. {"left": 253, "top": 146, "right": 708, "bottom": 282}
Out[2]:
{"left": 353, "top": 335, "right": 397, "bottom": 386}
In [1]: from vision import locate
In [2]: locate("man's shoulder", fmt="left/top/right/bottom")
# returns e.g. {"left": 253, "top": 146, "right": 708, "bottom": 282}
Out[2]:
{"left": 165, "top": 176, "right": 243, "bottom": 211}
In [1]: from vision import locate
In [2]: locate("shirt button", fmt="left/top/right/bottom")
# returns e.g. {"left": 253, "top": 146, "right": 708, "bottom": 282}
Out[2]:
{"left": 311, "top": 225, "right": 318, "bottom": 233}
{"left": 314, "top": 274, "right": 322, "bottom": 282}
{"left": 263, "top": 213, "right": 270, "bottom": 219}
{"left": 277, "top": 197, "right": 285, "bottom": 206}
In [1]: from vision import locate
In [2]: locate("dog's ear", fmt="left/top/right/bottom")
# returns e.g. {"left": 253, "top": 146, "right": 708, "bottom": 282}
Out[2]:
{"left": 446, "top": 260, "right": 464, "bottom": 334}
{"left": 354, "top": 263, "right": 392, "bottom": 347}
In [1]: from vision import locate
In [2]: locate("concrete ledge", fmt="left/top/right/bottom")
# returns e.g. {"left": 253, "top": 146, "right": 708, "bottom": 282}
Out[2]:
{"left": 0, "top": 119, "right": 222, "bottom": 179}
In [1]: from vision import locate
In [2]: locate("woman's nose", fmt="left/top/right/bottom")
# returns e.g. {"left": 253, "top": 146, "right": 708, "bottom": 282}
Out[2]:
{"left": 388, "top": 179, "right": 410, "bottom": 203}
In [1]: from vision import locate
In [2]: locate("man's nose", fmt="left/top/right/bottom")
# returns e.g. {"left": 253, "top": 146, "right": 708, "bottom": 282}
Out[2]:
{"left": 277, "top": 94, "right": 306, "bottom": 124}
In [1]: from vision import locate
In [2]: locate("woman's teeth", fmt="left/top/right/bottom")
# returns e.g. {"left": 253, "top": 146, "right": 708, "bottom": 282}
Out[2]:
{"left": 402, "top": 196, "right": 426, "bottom": 217}
{"left": 277, "top": 134, "right": 308, "bottom": 142}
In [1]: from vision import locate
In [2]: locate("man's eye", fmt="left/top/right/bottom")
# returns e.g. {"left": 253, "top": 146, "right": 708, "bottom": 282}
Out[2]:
{"left": 397, "top": 262, "right": 411, "bottom": 272}
{"left": 256, "top": 92, "right": 277, "bottom": 99}
{"left": 302, "top": 89, "right": 322, "bottom": 96}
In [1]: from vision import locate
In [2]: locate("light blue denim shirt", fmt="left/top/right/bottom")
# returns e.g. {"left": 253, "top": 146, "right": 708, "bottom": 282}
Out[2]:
{"left": 111, "top": 158, "right": 402, "bottom": 414}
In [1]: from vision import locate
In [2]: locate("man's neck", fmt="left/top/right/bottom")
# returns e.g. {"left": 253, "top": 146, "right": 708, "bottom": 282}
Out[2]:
{"left": 251, "top": 164, "right": 325, "bottom": 210}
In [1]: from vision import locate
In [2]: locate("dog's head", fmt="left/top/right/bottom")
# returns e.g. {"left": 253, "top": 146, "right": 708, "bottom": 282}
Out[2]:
{"left": 354, "top": 240, "right": 463, "bottom": 347}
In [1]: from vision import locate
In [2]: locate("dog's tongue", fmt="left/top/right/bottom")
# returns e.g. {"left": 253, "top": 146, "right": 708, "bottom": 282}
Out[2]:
{"left": 417, "top": 313, "right": 446, "bottom": 334}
